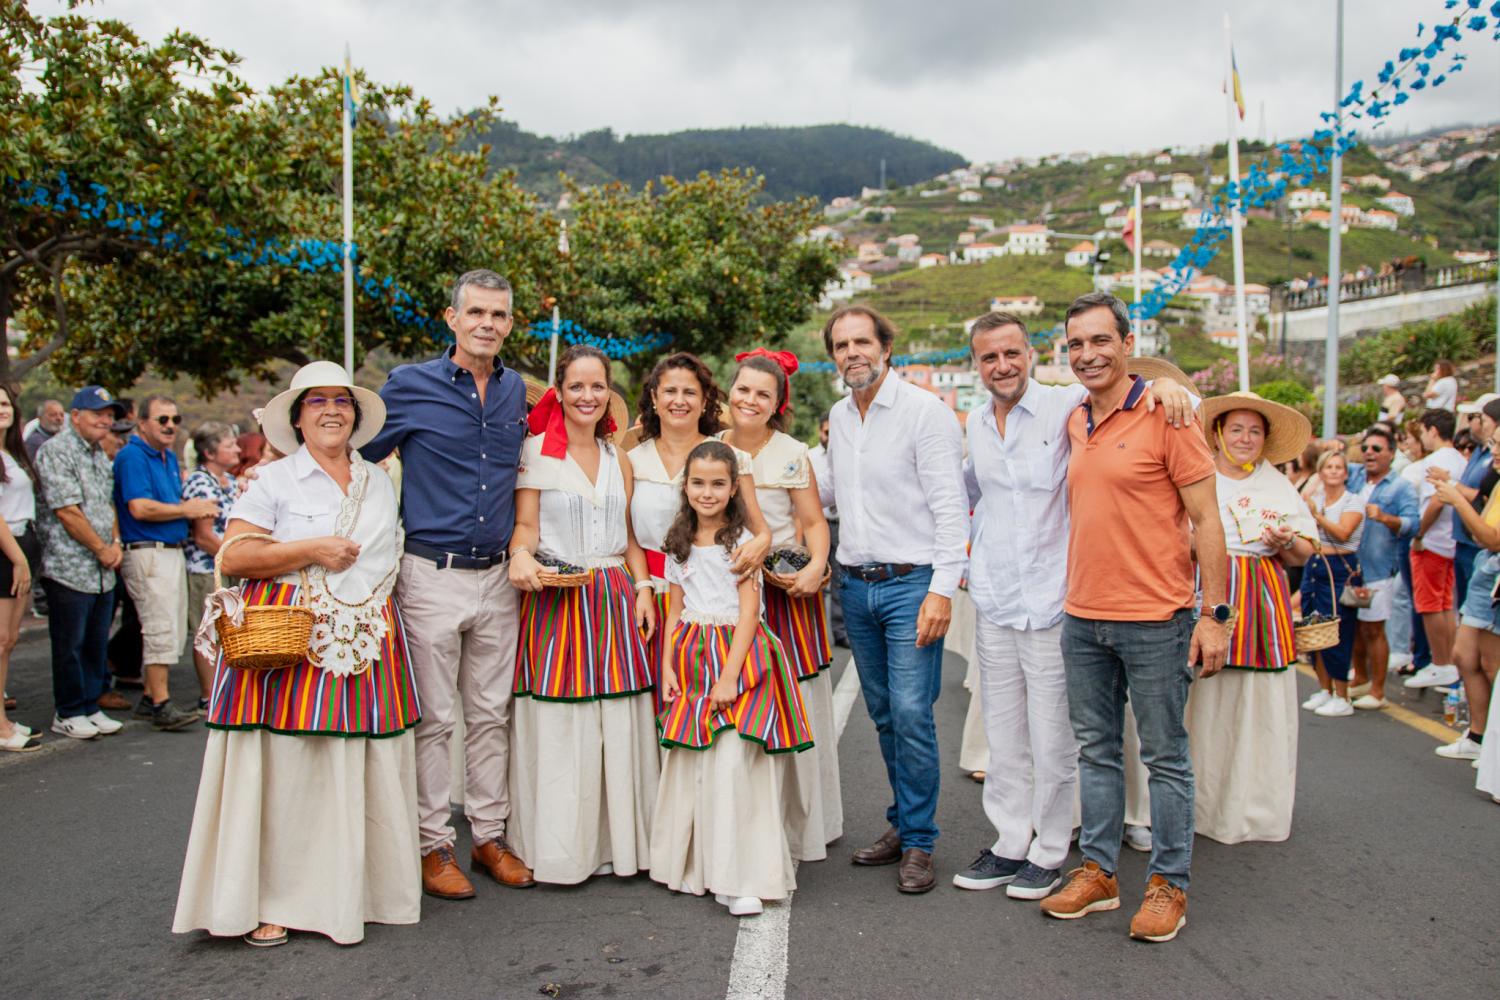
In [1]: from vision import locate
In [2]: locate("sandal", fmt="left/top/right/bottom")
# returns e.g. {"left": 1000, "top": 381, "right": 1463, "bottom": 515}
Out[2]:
{"left": 1, "top": 728, "right": 40, "bottom": 753}
{"left": 243, "top": 924, "right": 289, "bottom": 948}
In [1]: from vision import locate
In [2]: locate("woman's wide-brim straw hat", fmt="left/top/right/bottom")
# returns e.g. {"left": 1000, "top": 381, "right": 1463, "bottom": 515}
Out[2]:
{"left": 522, "top": 374, "right": 630, "bottom": 446}
{"left": 1199, "top": 390, "right": 1313, "bottom": 467}
{"left": 1125, "top": 357, "right": 1194, "bottom": 390}
{"left": 261, "top": 360, "right": 386, "bottom": 457}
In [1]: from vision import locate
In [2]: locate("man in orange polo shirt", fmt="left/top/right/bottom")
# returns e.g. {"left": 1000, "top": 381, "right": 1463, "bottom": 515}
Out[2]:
{"left": 1038, "top": 293, "right": 1228, "bottom": 944}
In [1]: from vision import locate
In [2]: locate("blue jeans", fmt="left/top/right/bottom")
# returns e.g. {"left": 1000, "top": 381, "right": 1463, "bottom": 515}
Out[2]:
{"left": 43, "top": 578, "right": 116, "bottom": 719}
{"left": 839, "top": 566, "right": 944, "bottom": 852}
{"left": 1455, "top": 542, "right": 1479, "bottom": 612}
{"left": 1397, "top": 541, "right": 1431, "bottom": 668}
{"left": 1061, "top": 611, "right": 1195, "bottom": 890}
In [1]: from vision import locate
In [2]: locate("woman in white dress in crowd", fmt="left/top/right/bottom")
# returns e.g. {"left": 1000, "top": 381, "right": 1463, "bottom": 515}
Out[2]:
{"left": 507, "top": 346, "right": 659, "bottom": 884}
{"left": 718, "top": 348, "right": 842, "bottom": 860}
{"left": 1187, "top": 391, "right": 1315, "bottom": 844}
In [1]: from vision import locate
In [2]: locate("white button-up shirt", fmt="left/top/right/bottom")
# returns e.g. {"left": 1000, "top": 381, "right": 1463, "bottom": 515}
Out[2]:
{"left": 964, "top": 380, "right": 1086, "bottom": 630}
{"left": 819, "top": 371, "right": 969, "bottom": 597}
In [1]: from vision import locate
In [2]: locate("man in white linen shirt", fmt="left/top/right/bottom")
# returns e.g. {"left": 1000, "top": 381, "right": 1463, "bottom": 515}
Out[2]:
{"left": 817, "top": 305, "right": 969, "bottom": 895}
{"left": 952, "top": 312, "right": 1194, "bottom": 902}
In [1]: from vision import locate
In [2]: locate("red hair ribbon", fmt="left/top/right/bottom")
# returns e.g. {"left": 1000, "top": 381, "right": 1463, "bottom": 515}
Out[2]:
{"left": 528, "top": 387, "right": 617, "bottom": 459}
{"left": 735, "top": 348, "right": 800, "bottom": 413}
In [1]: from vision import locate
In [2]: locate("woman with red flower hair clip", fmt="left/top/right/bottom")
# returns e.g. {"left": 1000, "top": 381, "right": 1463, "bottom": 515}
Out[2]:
{"left": 719, "top": 348, "right": 842, "bottom": 861}
{"left": 506, "top": 345, "right": 659, "bottom": 885}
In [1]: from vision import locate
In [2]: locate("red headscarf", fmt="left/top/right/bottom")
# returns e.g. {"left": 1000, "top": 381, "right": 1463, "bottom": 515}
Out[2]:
{"left": 735, "top": 348, "right": 800, "bottom": 414}
{"left": 528, "top": 387, "right": 618, "bottom": 459}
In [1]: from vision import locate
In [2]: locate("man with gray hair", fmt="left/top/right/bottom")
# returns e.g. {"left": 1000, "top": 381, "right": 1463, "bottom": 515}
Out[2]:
{"left": 362, "top": 268, "right": 535, "bottom": 898}
{"left": 25, "top": 399, "right": 66, "bottom": 461}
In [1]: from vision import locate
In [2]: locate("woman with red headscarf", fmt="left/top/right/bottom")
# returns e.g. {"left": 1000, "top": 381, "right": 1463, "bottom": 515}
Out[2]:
{"left": 507, "top": 345, "right": 658, "bottom": 885}
{"left": 719, "top": 349, "right": 841, "bottom": 861}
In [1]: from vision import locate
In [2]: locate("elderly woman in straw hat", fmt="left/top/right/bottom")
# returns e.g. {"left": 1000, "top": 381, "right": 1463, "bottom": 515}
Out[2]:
{"left": 1186, "top": 390, "right": 1317, "bottom": 844}
{"left": 174, "top": 362, "right": 421, "bottom": 948}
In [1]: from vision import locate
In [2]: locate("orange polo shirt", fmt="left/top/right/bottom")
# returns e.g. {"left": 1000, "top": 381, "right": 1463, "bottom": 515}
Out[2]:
{"left": 1065, "top": 375, "right": 1215, "bottom": 621}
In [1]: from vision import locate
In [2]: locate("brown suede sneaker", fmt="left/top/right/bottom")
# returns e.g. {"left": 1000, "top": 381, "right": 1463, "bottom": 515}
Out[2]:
{"left": 1129, "top": 874, "right": 1187, "bottom": 942}
{"left": 1039, "top": 861, "right": 1120, "bottom": 919}
{"left": 851, "top": 826, "right": 903, "bottom": 866}
{"left": 472, "top": 837, "right": 536, "bottom": 888}
{"left": 422, "top": 845, "right": 477, "bottom": 900}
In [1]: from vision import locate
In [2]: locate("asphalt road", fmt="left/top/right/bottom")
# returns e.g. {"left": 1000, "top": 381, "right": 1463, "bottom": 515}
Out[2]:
{"left": 3, "top": 624, "right": 1497, "bottom": 999}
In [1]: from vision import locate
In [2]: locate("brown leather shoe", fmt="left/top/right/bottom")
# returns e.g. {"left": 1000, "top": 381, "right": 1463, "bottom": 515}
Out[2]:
{"left": 897, "top": 848, "right": 935, "bottom": 894}
{"left": 851, "top": 826, "right": 902, "bottom": 866}
{"left": 1129, "top": 874, "right": 1187, "bottom": 943}
{"left": 472, "top": 837, "right": 535, "bottom": 888}
{"left": 1039, "top": 860, "right": 1120, "bottom": 919}
{"left": 97, "top": 690, "right": 132, "bottom": 711}
{"left": 421, "top": 845, "right": 476, "bottom": 900}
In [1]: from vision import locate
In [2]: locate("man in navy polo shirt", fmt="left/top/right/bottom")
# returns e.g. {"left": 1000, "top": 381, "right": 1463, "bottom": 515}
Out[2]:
{"left": 362, "top": 268, "right": 534, "bottom": 898}
{"left": 114, "top": 395, "right": 216, "bottom": 731}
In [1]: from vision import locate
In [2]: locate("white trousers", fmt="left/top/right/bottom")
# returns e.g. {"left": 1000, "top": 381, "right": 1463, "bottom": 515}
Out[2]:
{"left": 976, "top": 616, "right": 1079, "bottom": 870}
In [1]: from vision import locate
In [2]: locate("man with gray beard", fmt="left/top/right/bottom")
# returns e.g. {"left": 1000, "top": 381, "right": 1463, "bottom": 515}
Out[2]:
{"left": 817, "top": 305, "right": 968, "bottom": 894}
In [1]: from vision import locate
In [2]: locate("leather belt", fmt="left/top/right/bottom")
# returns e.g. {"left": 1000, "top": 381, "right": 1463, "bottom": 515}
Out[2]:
{"left": 841, "top": 562, "right": 918, "bottom": 583}
{"left": 404, "top": 539, "right": 508, "bottom": 571}
{"left": 123, "top": 540, "right": 183, "bottom": 550}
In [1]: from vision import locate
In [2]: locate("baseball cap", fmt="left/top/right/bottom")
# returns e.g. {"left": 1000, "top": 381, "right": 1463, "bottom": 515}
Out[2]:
{"left": 109, "top": 418, "right": 136, "bottom": 435}
{"left": 69, "top": 386, "right": 126, "bottom": 417}
{"left": 1377, "top": 374, "right": 1400, "bottom": 388}
{"left": 1458, "top": 392, "right": 1499, "bottom": 415}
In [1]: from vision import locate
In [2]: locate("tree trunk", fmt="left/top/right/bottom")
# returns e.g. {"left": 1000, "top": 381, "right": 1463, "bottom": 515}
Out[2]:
{"left": 0, "top": 270, "right": 13, "bottom": 385}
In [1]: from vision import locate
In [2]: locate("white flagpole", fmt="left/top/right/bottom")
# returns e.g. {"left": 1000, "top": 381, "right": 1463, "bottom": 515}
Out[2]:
{"left": 1223, "top": 13, "right": 1250, "bottom": 393}
{"left": 1132, "top": 182, "right": 1143, "bottom": 356}
{"left": 1324, "top": 0, "right": 1344, "bottom": 437}
{"left": 342, "top": 44, "right": 355, "bottom": 376}
{"left": 548, "top": 220, "right": 569, "bottom": 384}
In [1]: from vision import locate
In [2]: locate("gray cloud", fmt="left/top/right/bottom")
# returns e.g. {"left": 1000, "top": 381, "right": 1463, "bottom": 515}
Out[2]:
{"left": 32, "top": 0, "right": 1500, "bottom": 160}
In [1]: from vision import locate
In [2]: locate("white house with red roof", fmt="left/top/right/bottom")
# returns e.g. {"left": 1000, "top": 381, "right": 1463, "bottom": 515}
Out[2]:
{"left": 1065, "top": 241, "right": 1096, "bottom": 268}
{"left": 989, "top": 294, "right": 1044, "bottom": 317}
{"left": 1005, "top": 224, "right": 1050, "bottom": 255}
{"left": 963, "top": 242, "right": 1006, "bottom": 263}
{"left": 1377, "top": 191, "right": 1415, "bottom": 216}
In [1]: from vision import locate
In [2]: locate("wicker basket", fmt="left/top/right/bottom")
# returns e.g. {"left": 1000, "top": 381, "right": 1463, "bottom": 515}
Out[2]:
{"left": 765, "top": 566, "right": 833, "bottom": 592}
{"left": 213, "top": 532, "right": 315, "bottom": 671}
{"left": 1294, "top": 551, "right": 1341, "bottom": 654}
{"left": 538, "top": 565, "right": 591, "bottom": 589}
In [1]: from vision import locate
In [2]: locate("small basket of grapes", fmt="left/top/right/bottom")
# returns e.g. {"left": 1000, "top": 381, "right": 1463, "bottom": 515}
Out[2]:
{"left": 762, "top": 545, "right": 830, "bottom": 592}
{"left": 1292, "top": 611, "right": 1340, "bottom": 654}
{"left": 537, "top": 559, "right": 591, "bottom": 589}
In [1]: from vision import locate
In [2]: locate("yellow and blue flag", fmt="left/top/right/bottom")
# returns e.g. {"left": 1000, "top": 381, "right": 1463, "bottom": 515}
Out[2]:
{"left": 342, "top": 49, "right": 360, "bottom": 127}
{"left": 1228, "top": 47, "right": 1246, "bottom": 121}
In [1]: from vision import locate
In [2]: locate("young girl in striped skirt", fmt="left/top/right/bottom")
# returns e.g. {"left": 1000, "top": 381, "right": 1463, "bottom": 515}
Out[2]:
{"left": 649, "top": 441, "right": 813, "bottom": 916}
{"left": 718, "top": 349, "right": 842, "bottom": 861}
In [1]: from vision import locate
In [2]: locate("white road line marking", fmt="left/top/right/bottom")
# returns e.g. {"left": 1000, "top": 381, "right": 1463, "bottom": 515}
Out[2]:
{"left": 726, "top": 663, "right": 862, "bottom": 1000}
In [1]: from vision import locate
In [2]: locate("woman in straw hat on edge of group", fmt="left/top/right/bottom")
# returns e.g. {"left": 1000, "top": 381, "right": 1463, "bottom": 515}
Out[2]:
{"left": 1186, "top": 390, "right": 1317, "bottom": 844}
{"left": 174, "top": 361, "right": 421, "bottom": 948}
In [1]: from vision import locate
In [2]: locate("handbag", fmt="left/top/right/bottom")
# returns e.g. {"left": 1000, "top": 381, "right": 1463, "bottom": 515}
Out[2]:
{"left": 1336, "top": 556, "right": 1372, "bottom": 609}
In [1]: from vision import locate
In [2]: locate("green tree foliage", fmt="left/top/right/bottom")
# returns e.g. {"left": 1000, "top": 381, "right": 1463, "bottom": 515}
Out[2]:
{"left": 561, "top": 170, "right": 841, "bottom": 380}
{"left": 1339, "top": 298, "right": 1496, "bottom": 386}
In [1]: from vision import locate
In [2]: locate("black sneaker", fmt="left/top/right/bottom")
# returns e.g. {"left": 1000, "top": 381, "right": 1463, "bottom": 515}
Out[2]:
{"left": 1005, "top": 861, "right": 1063, "bottom": 900}
{"left": 194, "top": 698, "right": 210, "bottom": 718}
{"left": 951, "top": 848, "right": 1025, "bottom": 890}
{"left": 147, "top": 700, "right": 199, "bottom": 732}
{"left": 133, "top": 697, "right": 156, "bottom": 720}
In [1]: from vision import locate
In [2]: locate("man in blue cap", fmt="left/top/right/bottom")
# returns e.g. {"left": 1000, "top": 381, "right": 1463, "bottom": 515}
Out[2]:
{"left": 36, "top": 387, "right": 130, "bottom": 739}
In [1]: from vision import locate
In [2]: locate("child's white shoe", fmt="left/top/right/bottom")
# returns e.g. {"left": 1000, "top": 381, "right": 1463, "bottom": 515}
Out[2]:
{"left": 727, "top": 896, "right": 763, "bottom": 916}
{"left": 714, "top": 893, "right": 729, "bottom": 906}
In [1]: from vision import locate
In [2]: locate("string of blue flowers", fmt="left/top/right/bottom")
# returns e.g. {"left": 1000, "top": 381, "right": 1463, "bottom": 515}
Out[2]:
{"left": 7, "top": 173, "right": 676, "bottom": 359}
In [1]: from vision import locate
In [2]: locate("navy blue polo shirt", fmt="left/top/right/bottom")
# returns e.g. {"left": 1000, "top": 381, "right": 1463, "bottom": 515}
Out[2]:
{"left": 113, "top": 435, "right": 188, "bottom": 544}
{"left": 360, "top": 347, "right": 528, "bottom": 557}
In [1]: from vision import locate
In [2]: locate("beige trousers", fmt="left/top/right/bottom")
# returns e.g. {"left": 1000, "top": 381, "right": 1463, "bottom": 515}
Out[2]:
{"left": 120, "top": 546, "right": 188, "bottom": 664}
{"left": 396, "top": 553, "right": 520, "bottom": 853}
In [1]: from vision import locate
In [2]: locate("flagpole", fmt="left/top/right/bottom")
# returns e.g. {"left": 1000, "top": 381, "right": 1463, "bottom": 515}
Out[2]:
{"left": 1323, "top": 0, "right": 1344, "bottom": 438}
{"left": 548, "top": 220, "right": 569, "bottom": 384}
{"left": 341, "top": 43, "right": 355, "bottom": 376}
{"left": 1223, "top": 13, "right": 1250, "bottom": 393}
{"left": 1132, "top": 182, "right": 1143, "bottom": 356}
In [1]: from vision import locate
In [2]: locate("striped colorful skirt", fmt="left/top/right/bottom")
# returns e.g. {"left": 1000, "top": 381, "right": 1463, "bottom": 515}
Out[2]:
{"left": 763, "top": 585, "right": 832, "bottom": 680}
{"left": 515, "top": 565, "right": 655, "bottom": 702}
{"left": 646, "top": 587, "right": 674, "bottom": 713}
{"left": 206, "top": 580, "right": 421, "bottom": 738}
{"left": 657, "top": 618, "right": 813, "bottom": 754}
{"left": 1226, "top": 554, "right": 1297, "bottom": 672}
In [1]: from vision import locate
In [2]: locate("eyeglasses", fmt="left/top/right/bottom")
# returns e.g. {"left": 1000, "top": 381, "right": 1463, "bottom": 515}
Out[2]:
{"left": 303, "top": 395, "right": 355, "bottom": 411}
{"left": 154, "top": 414, "right": 183, "bottom": 426}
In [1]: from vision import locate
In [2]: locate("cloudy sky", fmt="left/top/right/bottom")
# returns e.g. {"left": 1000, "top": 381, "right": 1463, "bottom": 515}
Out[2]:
{"left": 41, "top": 0, "right": 1500, "bottom": 161}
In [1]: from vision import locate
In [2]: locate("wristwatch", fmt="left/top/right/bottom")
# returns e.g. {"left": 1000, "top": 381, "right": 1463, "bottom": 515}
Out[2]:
{"left": 1206, "top": 603, "right": 1233, "bottom": 625}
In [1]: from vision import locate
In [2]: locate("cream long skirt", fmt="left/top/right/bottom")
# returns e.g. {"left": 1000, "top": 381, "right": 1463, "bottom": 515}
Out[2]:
{"left": 508, "top": 693, "right": 659, "bottom": 885}
{"left": 1476, "top": 680, "right": 1500, "bottom": 799}
{"left": 172, "top": 729, "right": 420, "bottom": 946}
{"left": 650, "top": 736, "right": 797, "bottom": 901}
{"left": 1185, "top": 668, "right": 1298, "bottom": 844}
{"left": 781, "top": 670, "right": 843, "bottom": 861}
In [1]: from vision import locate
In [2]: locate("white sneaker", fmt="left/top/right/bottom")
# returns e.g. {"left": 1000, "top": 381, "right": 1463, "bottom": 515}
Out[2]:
{"left": 51, "top": 714, "right": 99, "bottom": 740}
{"left": 1124, "top": 825, "right": 1152, "bottom": 853}
{"left": 1404, "top": 664, "right": 1460, "bottom": 689}
{"left": 86, "top": 711, "right": 123, "bottom": 735}
{"left": 1315, "top": 696, "right": 1355, "bottom": 717}
{"left": 1351, "top": 694, "right": 1388, "bottom": 710}
{"left": 1435, "top": 735, "right": 1481, "bottom": 760}
{"left": 591, "top": 862, "right": 614, "bottom": 877}
{"left": 727, "top": 896, "right": 763, "bottom": 916}
{"left": 1387, "top": 651, "right": 1414, "bottom": 670}
{"left": 1301, "top": 690, "right": 1333, "bottom": 711}
{"left": 1348, "top": 682, "right": 1372, "bottom": 699}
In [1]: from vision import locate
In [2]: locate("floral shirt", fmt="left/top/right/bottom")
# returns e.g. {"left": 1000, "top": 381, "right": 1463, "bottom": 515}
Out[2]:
{"left": 182, "top": 467, "right": 240, "bottom": 574}
{"left": 36, "top": 425, "right": 116, "bottom": 594}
